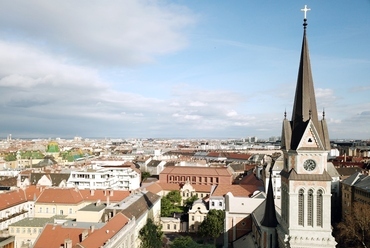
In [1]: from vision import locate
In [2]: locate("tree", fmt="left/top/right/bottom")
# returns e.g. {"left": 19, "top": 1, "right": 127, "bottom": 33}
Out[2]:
{"left": 161, "top": 196, "right": 175, "bottom": 217}
{"left": 139, "top": 218, "right": 163, "bottom": 248}
{"left": 336, "top": 202, "right": 370, "bottom": 248}
{"left": 198, "top": 209, "right": 225, "bottom": 245}
{"left": 161, "top": 190, "right": 183, "bottom": 217}
{"left": 141, "top": 171, "right": 151, "bottom": 182}
{"left": 171, "top": 236, "right": 215, "bottom": 248}
{"left": 166, "top": 190, "right": 182, "bottom": 205}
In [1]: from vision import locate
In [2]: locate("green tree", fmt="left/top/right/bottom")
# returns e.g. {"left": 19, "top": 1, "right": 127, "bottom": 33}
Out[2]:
{"left": 171, "top": 236, "right": 215, "bottom": 248}
{"left": 198, "top": 209, "right": 225, "bottom": 245}
{"left": 161, "top": 190, "right": 183, "bottom": 217}
{"left": 139, "top": 218, "right": 163, "bottom": 248}
{"left": 161, "top": 196, "right": 174, "bottom": 217}
{"left": 166, "top": 190, "right": 182, "bottom": 205}
{"left": 141, "top": 171, "right": 151, "bottom": 182}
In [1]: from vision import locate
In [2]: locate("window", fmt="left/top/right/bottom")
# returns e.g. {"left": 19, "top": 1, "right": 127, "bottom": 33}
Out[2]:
{"left": 69, "top": 208, "right": 73, "bottom": 214}
{"left": 39, "top": 207, "right": 42, "bottom": 213}
{"left": 60, "top": 210, "right": 64, "bottom": 215}
{"left": 298, "top": 189, "right": 304, "bottom": 226}
{"left": 53, "top": 208, "right": 56, "bottom": 214}
{"left": 211, "top": 202, "right": 215, "bottom": 207}
{"left": 192, "top": 216, "right": 194, "bottom": 221}
{"left": 46, "top": 208, "right": 49, "bottom": 213}
{"left": 308, "top": 189, "right": 313, "bottom": 226}
{"left": 167, "top": 224, "right": 170, "bottom": 230}
{"left": 317, "top": 189, "right": 323, "bottom": 227}
{"left": 219, "top": 202, "right": 222, "bottom": 207}
{"left": 174, "top": 224, "right": 177, "bottom": 230}
{"left": 16, "top": 228, "right": 20, "bottom": 233}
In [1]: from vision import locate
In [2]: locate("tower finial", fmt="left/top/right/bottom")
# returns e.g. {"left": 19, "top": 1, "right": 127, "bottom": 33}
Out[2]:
{"left": 284, "top": 109, "right": 287, "bottom": 119}
{"left": 301, "top": 5, "right": 311, "bottom": 28}
{"left": 323, "top": 108, "right": 325, "bottom": 119}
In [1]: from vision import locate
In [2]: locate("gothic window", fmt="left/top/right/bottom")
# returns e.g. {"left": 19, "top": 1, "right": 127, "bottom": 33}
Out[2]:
{"left": 298, "top": 189, "right": 304, "bottom": 226}
{"left": 317, "top": 189, "right": 323, "bottom": 227}
{"left": 308, "top": 189, "right": 314, "bottom": 226}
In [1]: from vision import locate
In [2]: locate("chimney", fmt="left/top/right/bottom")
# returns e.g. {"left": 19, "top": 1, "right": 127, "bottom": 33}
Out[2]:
{"left": 90, "top": 225, "right": 95, "bottom": 233}
{"left": 64, "top": 238, "right": 72, "bottom": 248}
{"left": 80, "top": 229, "right": 88, "bottom": 241}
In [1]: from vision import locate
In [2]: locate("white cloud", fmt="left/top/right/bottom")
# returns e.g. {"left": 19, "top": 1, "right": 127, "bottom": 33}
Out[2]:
{"left": 0, "top": 0, "right": 195, "bottom": 66}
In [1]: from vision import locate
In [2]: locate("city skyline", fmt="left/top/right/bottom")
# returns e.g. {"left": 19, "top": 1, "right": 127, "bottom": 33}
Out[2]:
{"left": 0, "top": 1, "right": 369, "bottom": 140}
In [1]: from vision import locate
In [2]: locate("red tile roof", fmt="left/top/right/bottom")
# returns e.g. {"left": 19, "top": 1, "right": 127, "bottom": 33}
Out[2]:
{"left": 36, "top": 188, "right": 84, "bottom": 204}
{"left": 144, "top": 182, "right": 163, "bottom": 194}
{"left": 0, "top": 189, "right": 27, "bottom": 210}
{"left": 77, "top": 213, "right": 129, "bottom": 248}
{"left": 211, "top": 184, "right": 258, "bottom": 197}
{"left": 160, "top": 166, "right": 232, "bottom": 176}
{"left": 33, "top": 224, "right": 87, "bottom": 248}
{"left": 24, "top": 185, "right": 44, "bottom": 201}
{"left": 79, "top": 189, "right": 130, "bottom": 203}
{"left": 239, "top": 173, "right": 264, "bottom": 188}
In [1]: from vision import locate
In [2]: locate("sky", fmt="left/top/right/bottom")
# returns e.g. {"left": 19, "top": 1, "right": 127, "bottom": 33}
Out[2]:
{"left": 0, "top": 1, "right": 369, "bottom": 140}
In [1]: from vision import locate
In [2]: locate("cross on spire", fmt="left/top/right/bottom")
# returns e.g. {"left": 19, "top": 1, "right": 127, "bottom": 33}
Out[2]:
{"left": 301, "top": 5, "right": 311, "bottom": 19}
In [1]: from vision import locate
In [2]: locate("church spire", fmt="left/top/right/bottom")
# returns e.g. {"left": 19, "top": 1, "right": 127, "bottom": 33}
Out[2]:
{"left": 261, "top": 166, "right": 278, "bottom": 228}
{"left": 291, "top": 7, "right": 318, "bottom": 127}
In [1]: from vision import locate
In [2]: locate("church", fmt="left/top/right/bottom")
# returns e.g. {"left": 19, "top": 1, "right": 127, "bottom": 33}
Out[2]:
{"left": 247, "top": 6, "right": 337, "bottom": 248}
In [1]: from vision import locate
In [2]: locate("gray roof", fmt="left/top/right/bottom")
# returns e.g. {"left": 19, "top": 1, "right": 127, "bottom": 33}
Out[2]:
{"left": 30, "top": 173, "right": 70, "bottom": 186}
{"left": 79, "top": 202, "right": 107, "bottom": 212}
{"left": 9, "top": 215, "right": 69, "bottom": 227}
{"left": 281, "top": 169, "right": 332, "bottom": 181}
{"left": 342, "top": 172, "right": 370, "bottom": 192}
{"left": 281, "top": 22, "right": 330, "bottom": 151}
{"left": 9, "top": 217, "right": 54, "bottom": 227}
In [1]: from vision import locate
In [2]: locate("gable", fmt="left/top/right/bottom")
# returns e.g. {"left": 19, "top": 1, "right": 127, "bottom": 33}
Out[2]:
{"left": 296, "top": 120, "right": 324, "bottom": 150}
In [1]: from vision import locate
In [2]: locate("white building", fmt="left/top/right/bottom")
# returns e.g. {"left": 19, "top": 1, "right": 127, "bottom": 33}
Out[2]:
{"left": 67, "top": 164, "right": 140, "bottom": 190}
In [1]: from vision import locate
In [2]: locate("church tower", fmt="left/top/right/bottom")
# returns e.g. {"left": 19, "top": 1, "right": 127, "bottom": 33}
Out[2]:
{"left": 276, "top": 6, "right": 337, "bottom": 247}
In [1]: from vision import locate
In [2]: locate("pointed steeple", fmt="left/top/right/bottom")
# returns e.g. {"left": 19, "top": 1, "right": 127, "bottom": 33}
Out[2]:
{"left": 261, "top": 167, "right": 278, "bottom": 227}
{"left": 291, "top": 18, "right": 319, "bottom": 131}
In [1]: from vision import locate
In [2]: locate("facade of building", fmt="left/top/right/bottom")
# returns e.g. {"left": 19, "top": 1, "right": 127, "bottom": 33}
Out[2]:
{"left": 67, "top": 165, "right": 140, "bottom": 190}
{"left": 341, "top": 172, "right": 370, "bottom": 219}
{"left": 159, "top": 166, "right": 234, "bottom": 185}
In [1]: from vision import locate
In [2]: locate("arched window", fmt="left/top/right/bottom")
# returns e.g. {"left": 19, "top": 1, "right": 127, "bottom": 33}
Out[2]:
{"left": 308, "top": 189, "right": 314, "bottom": 226}
{"left": 298, "top": 189, "right": 304, "bottom": 226}
{"left": 317, "top": 189, "right": 323, "bottom": 227}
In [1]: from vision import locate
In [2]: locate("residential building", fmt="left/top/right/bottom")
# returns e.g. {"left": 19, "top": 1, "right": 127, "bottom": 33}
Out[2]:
{"left": 341, "top": 172, "right": 370, "bottom": 218}
{"left": 188, "top": 199, "right": 208, "bottom": 232}
{"left": 0, "top": 189, "right": 29, "bottom": 231}
{"left": 67, "top": 164, "right": 140, "bottom": 190}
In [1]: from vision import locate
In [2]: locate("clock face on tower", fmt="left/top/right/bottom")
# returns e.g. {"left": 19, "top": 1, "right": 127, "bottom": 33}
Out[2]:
{"left": 303, "top": 159, "right": 316, "bottom": 171}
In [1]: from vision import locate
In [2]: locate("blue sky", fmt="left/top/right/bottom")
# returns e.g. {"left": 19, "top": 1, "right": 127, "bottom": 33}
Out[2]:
{"left": 0, "top": 0, "right": 369, "bottom": 140}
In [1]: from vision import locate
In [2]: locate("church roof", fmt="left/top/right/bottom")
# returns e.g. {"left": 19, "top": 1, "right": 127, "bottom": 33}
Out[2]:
{"left": 282, "top": 19, "right": 330, "bottom": 151}
{"left": 261, "top": 173, "right": 278, "bottom": 227}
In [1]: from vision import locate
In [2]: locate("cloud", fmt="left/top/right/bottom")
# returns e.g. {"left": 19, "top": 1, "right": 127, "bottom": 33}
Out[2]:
{"left": 0, "top": 0, "right": 196, "bottom": 66}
